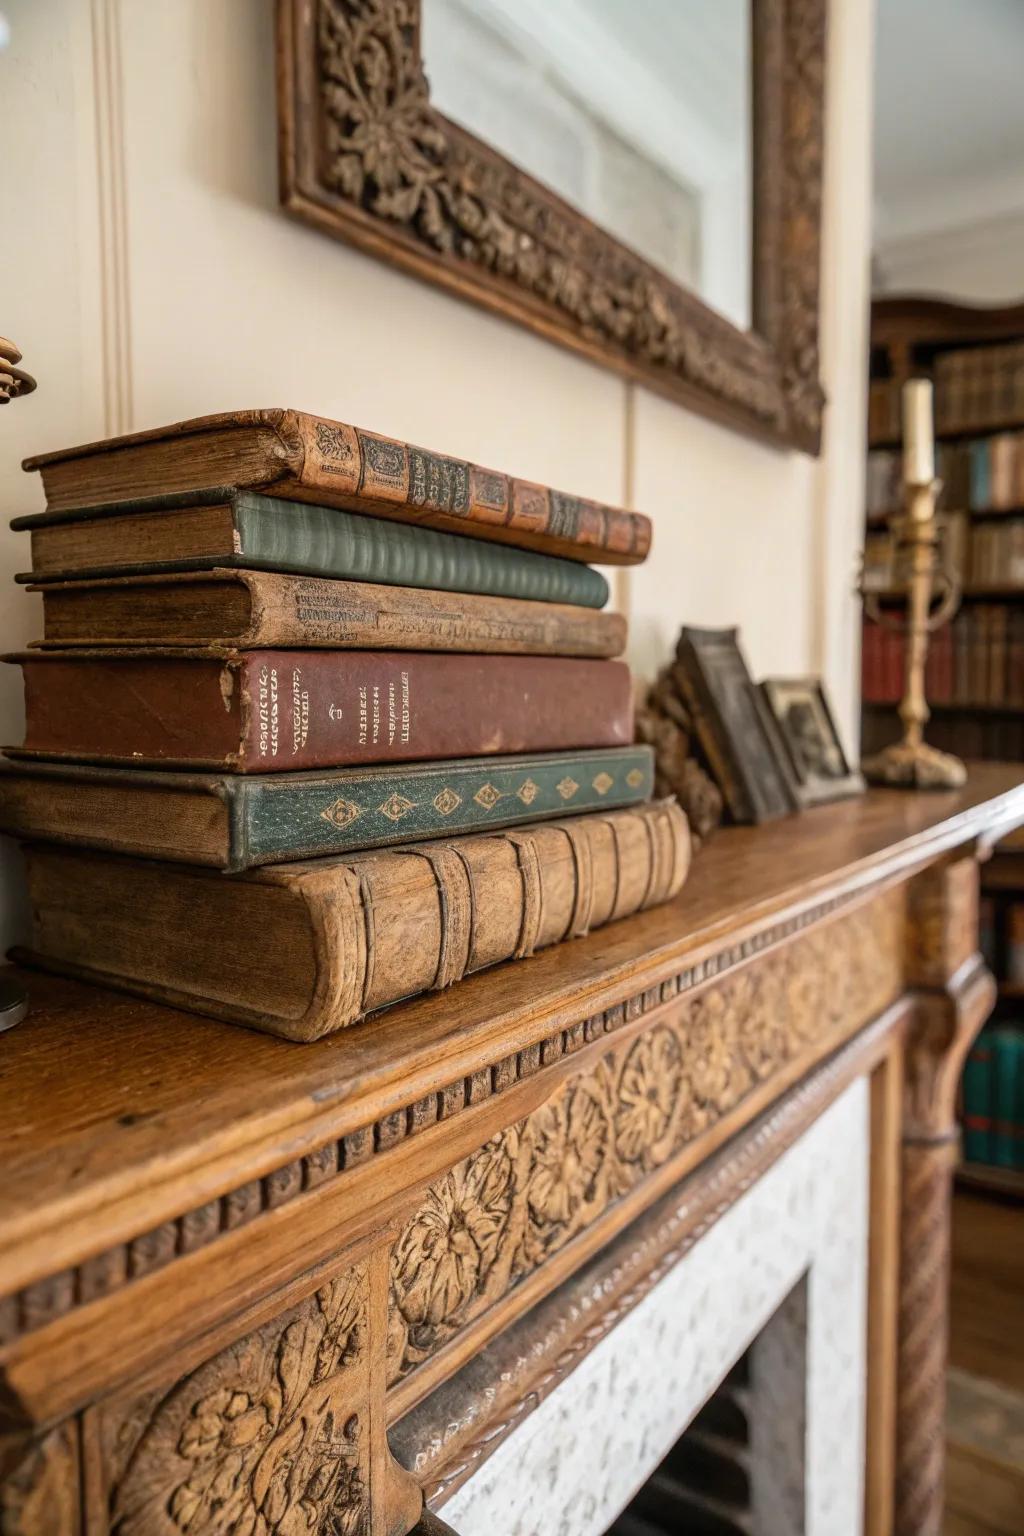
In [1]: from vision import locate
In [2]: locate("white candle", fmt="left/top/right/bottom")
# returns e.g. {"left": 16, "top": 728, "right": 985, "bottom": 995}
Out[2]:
{"left": 902, "top": 378, "right": 935, "bottom": 484}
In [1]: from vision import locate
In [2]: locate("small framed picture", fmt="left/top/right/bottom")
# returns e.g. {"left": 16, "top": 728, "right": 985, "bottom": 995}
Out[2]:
{"left": 759, "top": 677, "right": 865, "bottom": 807}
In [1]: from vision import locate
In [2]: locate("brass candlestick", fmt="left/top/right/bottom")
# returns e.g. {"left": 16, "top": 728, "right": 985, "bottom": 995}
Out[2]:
{"left": 861, "top": 379, "right": 966, "bottom": 790}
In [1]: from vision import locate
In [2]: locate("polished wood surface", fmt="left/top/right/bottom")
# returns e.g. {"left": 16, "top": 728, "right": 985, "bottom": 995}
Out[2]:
{"left": 3, "top": 765, "right": 1021, "bottom": 1275}
{"left": 0, "top": 766, "right": 1021, "bottom": 1535}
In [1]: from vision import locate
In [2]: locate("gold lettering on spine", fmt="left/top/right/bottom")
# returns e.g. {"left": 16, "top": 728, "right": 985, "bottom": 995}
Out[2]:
{"left": 257, "top": 666, "right": 280, "bottom": 758}
{"left": 291, "top": 668, "right": 309, "bottom": 754}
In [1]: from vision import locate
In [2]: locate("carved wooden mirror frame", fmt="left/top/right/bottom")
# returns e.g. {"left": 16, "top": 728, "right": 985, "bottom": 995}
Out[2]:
{"left": 277, "top": 0, "right": 827, "bottom": 454}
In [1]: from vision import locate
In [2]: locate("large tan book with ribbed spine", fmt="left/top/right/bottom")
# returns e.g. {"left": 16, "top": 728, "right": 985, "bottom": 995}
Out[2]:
{"left": 18, "top": 800, "right": 690, "bottom": 1039}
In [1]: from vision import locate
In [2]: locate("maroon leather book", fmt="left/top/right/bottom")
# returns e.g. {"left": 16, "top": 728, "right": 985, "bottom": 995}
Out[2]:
{"left": 8, "top": 651, "right": 633, "bottom": 771}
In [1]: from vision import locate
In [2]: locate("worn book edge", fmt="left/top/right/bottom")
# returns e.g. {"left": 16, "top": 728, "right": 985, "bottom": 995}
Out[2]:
{"left": 17, "top": 801, "right": 689, "bottom": 1040}
{"left": 0, "top": 747, "right": 655, "bottom": 871}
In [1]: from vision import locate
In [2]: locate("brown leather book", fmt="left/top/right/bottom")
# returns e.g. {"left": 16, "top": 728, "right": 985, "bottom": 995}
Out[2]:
{"left": 30, "top": 569, "right": 627, "bottom": 657}
{"left": 22, "top": 409, "right": 652, "bottom": 565}
{"left": 8, "top": 650, "right": 633, "bottom": 771}
{"left": 17, "top": 801, "right": 690, "bottom": 1039}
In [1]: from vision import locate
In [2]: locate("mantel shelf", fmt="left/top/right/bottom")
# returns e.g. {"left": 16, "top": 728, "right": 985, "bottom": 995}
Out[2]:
{"left": 1, "top": 763, "right": 1023, "bottom": 1293}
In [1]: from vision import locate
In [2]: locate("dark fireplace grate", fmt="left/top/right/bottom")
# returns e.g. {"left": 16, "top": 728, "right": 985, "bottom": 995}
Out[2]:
{"left": 606, "top": 1355, "right": 753, "bottom": 1536}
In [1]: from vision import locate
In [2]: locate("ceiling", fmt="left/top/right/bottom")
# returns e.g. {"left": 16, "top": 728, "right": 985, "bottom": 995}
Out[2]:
{"left": 874, "top": 0, "right": 1024, "bottom": 245}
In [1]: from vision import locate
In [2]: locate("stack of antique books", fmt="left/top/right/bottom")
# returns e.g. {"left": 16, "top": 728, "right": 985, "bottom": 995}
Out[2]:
{"left": 0, "top": 409, "right": 689, "bottom": 1039}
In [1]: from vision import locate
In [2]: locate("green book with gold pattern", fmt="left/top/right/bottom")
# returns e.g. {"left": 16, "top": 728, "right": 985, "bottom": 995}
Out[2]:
{"left": 0, "top": 747, "right": 653, "bottom": 872}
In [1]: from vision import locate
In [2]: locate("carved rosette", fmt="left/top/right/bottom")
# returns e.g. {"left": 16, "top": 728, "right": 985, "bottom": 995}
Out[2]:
{"left": 280, "top": 0, "right": 826, "bottom": 451}
{"left": 388, "top": 892, "right": 903, "bottom": 1383}
{"left": 109, "top": 1269, "right": 368, "bottom": 1536}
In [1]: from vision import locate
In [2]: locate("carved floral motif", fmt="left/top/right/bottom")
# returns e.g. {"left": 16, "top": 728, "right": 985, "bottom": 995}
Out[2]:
{"left": 526, "top": 1084, "right": 608, "bottom": 1231}
{"left": 390, "top": 1134, "right": 516, "bottom": 1365}
{"left": 614, "top": 1027, "right": 683, "bottom": 1165}
{"left": 387, "top": 892, "right": 904, "bottom": 1383}
{"left": 110, "top": 1270, "right": 368, "bottom": 1536}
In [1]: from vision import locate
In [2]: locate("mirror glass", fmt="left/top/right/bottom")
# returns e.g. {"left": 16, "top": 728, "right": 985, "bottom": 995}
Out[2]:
{"left": 422, "top": 0, "right": 753, "bottom": 331}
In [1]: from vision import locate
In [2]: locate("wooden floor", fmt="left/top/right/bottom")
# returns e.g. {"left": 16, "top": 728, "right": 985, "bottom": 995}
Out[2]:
{"left": 944, "top": 1188, "right": 1024, "bottom": 1536}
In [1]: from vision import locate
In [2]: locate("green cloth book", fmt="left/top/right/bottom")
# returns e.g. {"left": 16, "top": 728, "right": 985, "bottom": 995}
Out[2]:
{"left": 0, "top": 746, "right": 654, "bottom": 872}
{"left": 992, "top": 1026, "right": 1024, "bottom": 1169}
{"left": 12, "top": 488, "right": 610, "bottom": 607}
{"left": 961, "top": 1032, "right": 994, "bottom": 1166}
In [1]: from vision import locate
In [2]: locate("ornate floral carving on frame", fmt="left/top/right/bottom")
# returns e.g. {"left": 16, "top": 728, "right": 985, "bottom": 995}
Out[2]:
{"left": 277, "top": 0, "right": 827, "bottom": 453}
{"left": 387, "top": 890, "right": 903, "bottom": 1384}
{"left": 107, "top": 1268, "right": 368, "bottom": 1536}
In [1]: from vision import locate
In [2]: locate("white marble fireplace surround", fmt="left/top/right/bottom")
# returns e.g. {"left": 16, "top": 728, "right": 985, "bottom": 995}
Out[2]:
{"left": 442, "top": 1077, "right": 870, "bottom": 1536}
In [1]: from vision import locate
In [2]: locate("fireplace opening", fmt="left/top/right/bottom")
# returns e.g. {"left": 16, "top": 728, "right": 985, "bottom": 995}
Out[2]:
{"left": 605, "top": 1276, "right": 809, "bottom": 1536}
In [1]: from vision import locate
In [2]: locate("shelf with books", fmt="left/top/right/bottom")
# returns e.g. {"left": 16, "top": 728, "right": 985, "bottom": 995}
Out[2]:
{"left": 862, "top": 298, "right": 1024, "bottom": 777}
{"left": 869, "top": 419, "right": 1024, "bottom": 451}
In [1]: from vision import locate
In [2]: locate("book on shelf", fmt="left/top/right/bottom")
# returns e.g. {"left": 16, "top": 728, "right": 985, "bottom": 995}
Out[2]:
{"left": 934, "top": 341, "right": 1024, "bottom": 436}
{"left": 28, "top": 569, "right": 626, "bottom": 656}
{"left": 861, "top": 529, "right": 895, "bottom": 591}
{"left": 860, "top": 512, "right": 968, "bottom": 590}
{"left": 968, "top": 517, "right": 1024, "bottom": 586}
{"left": 11, "top": 489, "right": 610, "bottom": 607}
{"left": 866, "top": 445, "right": 971, "bottom": 520}
{"left": 862, "top": 606, "right": 1024, "bottom": 710}
{"left": 15, "top": 799, "right": 690, "bottom": 1039}
{"left": 962, "top": 1031, "right": 994, "bottom": 1165}
{"left": 21, "top": 410, "right": 652, "bottom": 565}
{"left": 992, "top": 1028, "right": 1024, "bottom": 1170}
{"left": 0, "top": 747, "right": 655, "bottom": 871}
{"left": 867, "top": 407, "right": 1024, "bottom": 514}
{"left": 959, "top": 1024, "right": 1024, "bottom": 1174}
{"left": 6, "top": 650, "right": 633, "bottom": 772}
{"left": 868, "top": 379, "right": 903, "bottom": 444}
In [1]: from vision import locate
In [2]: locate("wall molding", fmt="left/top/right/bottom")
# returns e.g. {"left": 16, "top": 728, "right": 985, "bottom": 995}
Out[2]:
{"left": 89, "top": 0, "right": 133, "bottom": 437}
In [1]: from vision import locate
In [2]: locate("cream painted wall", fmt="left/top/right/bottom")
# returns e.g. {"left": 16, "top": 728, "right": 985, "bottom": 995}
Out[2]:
{"left": 0, "top": 0, "right": 875, "bottom": 949}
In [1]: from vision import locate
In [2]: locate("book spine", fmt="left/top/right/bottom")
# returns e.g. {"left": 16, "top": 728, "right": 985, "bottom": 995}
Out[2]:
{"left": 993, "top": 1029, "right": 1023, "bottom": 1169}
{"left": 961, "top": 1036, "right": 993, "bottom": 1165}
{"left": 20, "top": 800, "right": 690, "bottom": 1039}
{"left": 234, "top": 496, "right": 610, "bottom": 608}
{"left": 13, "top": 652, "right": 633, "bottom": 770}
{"left": 314, "top": 799, "right": 689, "bottom": 1036}
{"left": 969, "top": 439, "right": 990, "bottom": 511}
{"left": 37, "top": 419, "right": 301, "bottom": 513}
{"left": 230, "top": 746, "right": 654, "bottom": 870}
{"left": 292, "top": 414, "right": 651, "bottom": 564}
{"left": 235, "top": 572, "right": 623, "bottom": 654}
{"left": 236, "top": 652, "right": 632, "bottom": 771}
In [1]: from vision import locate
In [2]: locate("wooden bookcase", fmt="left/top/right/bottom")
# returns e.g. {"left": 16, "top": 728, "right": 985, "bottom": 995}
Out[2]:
{"left": 863, "top": 296, "right": 1024, "bottom": 764}
{"left": 862, "top": 298, "right": 1024, "bottom": 1197}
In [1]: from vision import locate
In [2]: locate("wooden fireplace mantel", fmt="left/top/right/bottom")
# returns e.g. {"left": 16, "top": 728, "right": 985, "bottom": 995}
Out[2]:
{"left": 1, "top": 764, "right": 1023, "bottom": 1536}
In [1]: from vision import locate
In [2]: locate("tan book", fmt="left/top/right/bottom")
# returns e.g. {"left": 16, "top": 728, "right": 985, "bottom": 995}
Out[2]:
{"left": 989, "top": 434, "right": 1016, "bottom": 511}
{"left": 17, "top": 800, "right": 690, "bottom": 1039}
{"left": 30, "top": 569, "right": 627, "bottom": 657}
{"left": 22, "top": 409, "right": 651, "bottom": 565}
